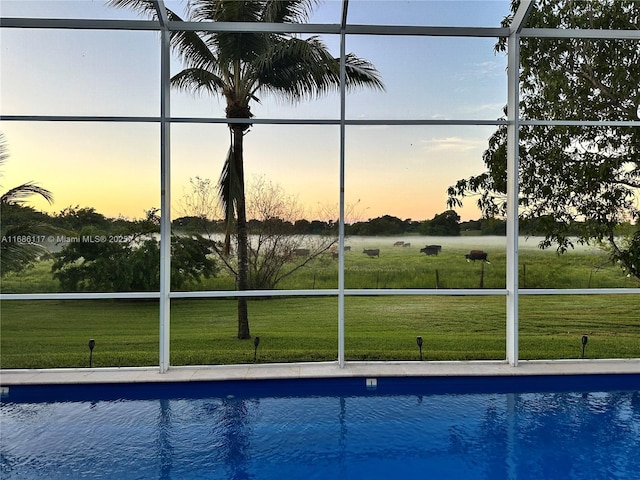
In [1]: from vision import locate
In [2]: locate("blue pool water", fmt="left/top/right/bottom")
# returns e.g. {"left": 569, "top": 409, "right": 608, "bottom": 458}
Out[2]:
{"left": 1, "top": 375, "right": 639, "bottom": 480}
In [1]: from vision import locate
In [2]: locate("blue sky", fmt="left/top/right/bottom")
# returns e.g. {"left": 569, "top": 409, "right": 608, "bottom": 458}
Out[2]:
{"left": 0, "top": 0, "right": 512, "bottom": 222}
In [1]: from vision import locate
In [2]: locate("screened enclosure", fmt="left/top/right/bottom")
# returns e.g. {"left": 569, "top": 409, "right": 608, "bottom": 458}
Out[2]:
{"left": 1, "top": 0, "right": 638, "bottom": 371}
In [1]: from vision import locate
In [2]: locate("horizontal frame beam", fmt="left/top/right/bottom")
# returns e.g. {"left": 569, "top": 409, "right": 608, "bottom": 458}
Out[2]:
{"left": 0, "top": 17, "right": 162, "bottom": 30}
{"left": 0, "top": 114, "right": 508, "bottom": 126}
{"left": 3, "top": 18, "right": 637, "bottom": 41}
{"left": 5, "top": 115, "right": 639, "bottom": 128}
{"left": 2, "top": 288, "right": 637, "bottom": 302}
{"left": 1, "top": 17, "right": 508, "bottom": 38}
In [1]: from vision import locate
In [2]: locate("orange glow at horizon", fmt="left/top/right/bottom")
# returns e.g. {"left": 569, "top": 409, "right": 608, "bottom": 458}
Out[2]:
{"left": 3, "top": 165, "right": 481, "bottom": 224}
{"left": 1, "top": 122, "right": 486, "bottom": 223}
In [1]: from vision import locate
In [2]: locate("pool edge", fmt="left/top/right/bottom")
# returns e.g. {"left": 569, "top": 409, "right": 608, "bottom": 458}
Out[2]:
{"left": 2, "top": 359, "right": 639, "bottom": 387}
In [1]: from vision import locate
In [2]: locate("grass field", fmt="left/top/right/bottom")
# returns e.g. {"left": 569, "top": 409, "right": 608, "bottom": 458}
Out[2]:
{"left": 1, "top": 294, "right": 638, "bottom": 368}
{"left": 1, "top": 236, "right": 638, "bottom": 368}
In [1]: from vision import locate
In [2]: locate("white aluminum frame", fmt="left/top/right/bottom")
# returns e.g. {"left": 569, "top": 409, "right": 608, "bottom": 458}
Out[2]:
{"left": 157, "top": 1, "right": 172, "bottom": 373}
{"left": 1, "top": 1, "right": 638, "bottom": 373}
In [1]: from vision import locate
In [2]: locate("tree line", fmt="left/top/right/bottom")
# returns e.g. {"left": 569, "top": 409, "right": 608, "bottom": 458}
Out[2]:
{"left": 6, "top": 202, "right": 637, "bottom": 240}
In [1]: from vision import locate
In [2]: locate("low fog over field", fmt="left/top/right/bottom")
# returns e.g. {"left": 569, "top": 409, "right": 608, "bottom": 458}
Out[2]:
{"left": 344, "top": 236, "right": 600, "bottom": 252}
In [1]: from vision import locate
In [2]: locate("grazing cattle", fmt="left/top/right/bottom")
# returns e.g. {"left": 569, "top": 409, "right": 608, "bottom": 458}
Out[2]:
{"left": 293, "top": 248, "right": 310, "bottom": 257}
{"left": 465, "top": 250, "right": 489, "bottom": 263}
{"left": 420, "top": 246, "right": 440, "bottom": 256}
{"left": 393, "top": 241, "right": 405, "bottom": 246}
{"left": 426, "top": 244, "right": 442, "bottom": 253}
{"left": 331, "top": 245, "right": 351, "bottom": 254}
{"left": 363, "top": 249, "right": 380, "bottom": 258}
{"left": 403, "top": 243, "right": 411, "bottom": 247}
{"left": 332, "top": 252, "right": 339, "bottom": 259}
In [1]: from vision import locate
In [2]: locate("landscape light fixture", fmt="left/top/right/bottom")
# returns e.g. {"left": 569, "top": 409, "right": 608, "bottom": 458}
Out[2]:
{"left": 416, "top": 336, "right": 423, "bottom": 361}
{"left": 88, "top": 339, "right": 96, "bottom": 367}
{"left": 581, "top": 335, "right": 588, "bottom": 359}
{"left": 254, "top": 336, "right": 260, "bottom": 362}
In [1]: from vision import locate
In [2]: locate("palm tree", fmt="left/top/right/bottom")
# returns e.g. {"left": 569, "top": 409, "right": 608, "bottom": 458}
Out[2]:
{"left": 0, "top": 132, "right": 55, "bottom": 275}
{"left": 109, "top": 0, "right": 384, "bottom": 339}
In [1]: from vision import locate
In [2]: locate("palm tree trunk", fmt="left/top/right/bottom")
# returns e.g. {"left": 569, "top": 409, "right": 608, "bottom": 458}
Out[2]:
{"left": 232, "top": 126, "right": 251, "bottom": 339}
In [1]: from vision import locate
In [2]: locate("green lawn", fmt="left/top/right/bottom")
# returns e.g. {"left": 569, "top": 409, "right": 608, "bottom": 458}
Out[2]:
{"left": 1, "top": 294, "right": 638, "bottom": 368}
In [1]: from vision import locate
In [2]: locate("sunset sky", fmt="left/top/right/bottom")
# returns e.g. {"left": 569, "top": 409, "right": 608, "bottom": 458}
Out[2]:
{"left": 0, "top": 0, "right": 511, "bottom": 222}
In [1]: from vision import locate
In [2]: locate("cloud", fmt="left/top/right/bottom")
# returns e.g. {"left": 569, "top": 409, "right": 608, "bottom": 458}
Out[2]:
{"left": 454, "top": 60, "right": 505, "bottom": 82}
{"left": 462, "top": 102, "right": 506, "bottom": 115}
{"left": 420, "top": 136, "right": 486, "bottom": 153}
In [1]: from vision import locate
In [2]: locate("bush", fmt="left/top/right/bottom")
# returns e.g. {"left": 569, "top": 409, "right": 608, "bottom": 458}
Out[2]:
{"left": 52, "top": 228, "right": 219, "bottom": 292}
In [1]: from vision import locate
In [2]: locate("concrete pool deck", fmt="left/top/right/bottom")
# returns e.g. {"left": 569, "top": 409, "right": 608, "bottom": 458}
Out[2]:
{"left": 2, "top": 359, "right": 639, "bottom": 386}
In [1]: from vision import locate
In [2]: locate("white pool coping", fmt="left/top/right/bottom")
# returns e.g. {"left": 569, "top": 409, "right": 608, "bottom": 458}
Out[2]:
{"left": 2, "top": 359, "right": 639, "bottom": 386}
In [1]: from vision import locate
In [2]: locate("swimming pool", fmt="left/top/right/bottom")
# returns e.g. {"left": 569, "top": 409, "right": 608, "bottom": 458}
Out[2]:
{"left": 2, "top": 375, "right": 639, "bottom": 479}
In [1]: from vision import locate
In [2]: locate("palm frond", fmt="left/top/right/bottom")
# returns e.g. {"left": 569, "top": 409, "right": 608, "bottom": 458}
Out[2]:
{"left": 0, "top": 222, "right": 62, "bottom": 275}
{"left": 218, "top": 146, "right": 242, "bottom": 255}
{"left": 216, "top": 30, "right": 272, "bottom": 67}
{"left": 1, "top": 182, "right": 54, "bottom": 205}
{"left": 187, "top": 0, "right": 271, "bottom": 67}
{"left": 0, "top": 221, "right": 63, "bottom": 238}
{"left": 108, "top": 0, "right": 221, "bottom": 75}
{"left": 0, "top": 241, "right": 48, "bottom": 274}
{"left": 106, "top": 0, "right": 169, "bottom": 18}
{"left": 253, "top": 36, "right": 384, "bottom": 102}
{"left": 344, "top": 53, "right": 385, "bottom": 91}
{"left": 0, "top": 132, "right": 8, "bottom": 169}
{"left": 188, "top": 0, "right": 263, "bottom": 22}
{"left": 170, "top": 29, "right": 222, "bottom": 74}
{"left": 252, "top": 36, "right": 337, "bottom": 100}
{"left": 171, "top": 68, "right": 226, "bottom": 95}
{"left": 261, "top": 0, "right": 319, "bottom": 23}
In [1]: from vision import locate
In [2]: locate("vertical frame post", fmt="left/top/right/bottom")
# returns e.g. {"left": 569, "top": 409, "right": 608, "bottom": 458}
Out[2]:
{"left": 506, "top": 32, "right": 520, "bottom": 367}
{"left": 159, "top": 22, "right": 171, "bottom": 373}
{"left": 337, "top": 0, "right": 350, "bottom": 368}
{"left": 505, "top": 0, "right": 532, "bottom": 367}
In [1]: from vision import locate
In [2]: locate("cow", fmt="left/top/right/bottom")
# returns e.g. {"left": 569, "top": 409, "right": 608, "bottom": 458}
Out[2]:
{"left": 465, "top": 250, "right": 489, "bottom": 263}
{"left": 403, "top": 243, "right": 411, "bottom": 247}
{"left": 293, "top": 248, "right": 310, "bottom": 257}
{"left": 344, "top": 246, "right": 351, "bottom": 251}
{"left": 363, "top": 249, "right": 380, "bottom": 257}
{"left": 393, "top": 241, "right": 405, "bottom": 246}
{"left": 420, "top": 245, "right": 441, "bottom": 256}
